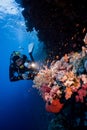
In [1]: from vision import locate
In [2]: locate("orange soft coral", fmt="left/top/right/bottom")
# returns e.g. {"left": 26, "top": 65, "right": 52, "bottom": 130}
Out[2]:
{"left": 65, "top": 87, "right": 73, "bottom": 100}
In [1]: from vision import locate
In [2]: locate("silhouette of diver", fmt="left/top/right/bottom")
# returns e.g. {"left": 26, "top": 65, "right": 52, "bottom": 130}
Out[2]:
{"left": 9, "top": 43, "right": 38, "bottom": 81}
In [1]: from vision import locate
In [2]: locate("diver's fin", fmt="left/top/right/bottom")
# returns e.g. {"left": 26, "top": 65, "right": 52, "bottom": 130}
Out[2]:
{"left": 28, "top": 42, "right": 34, "bottom": 53}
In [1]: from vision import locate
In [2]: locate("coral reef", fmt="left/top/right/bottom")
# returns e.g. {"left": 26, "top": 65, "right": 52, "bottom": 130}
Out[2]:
{"left": 33, "top": 44, "right": 87, "bottom": 129}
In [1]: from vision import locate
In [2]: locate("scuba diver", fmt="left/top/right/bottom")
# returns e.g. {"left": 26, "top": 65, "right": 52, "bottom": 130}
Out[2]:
{"left": 9, "top": 43, "right": 39, "bottom": 81}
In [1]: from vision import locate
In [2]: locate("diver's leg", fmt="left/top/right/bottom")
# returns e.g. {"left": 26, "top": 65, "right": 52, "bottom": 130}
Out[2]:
{"left": 28, "top": 42, "right": 34, "bottom": 54}
{"left": 29, "top": 52, "right": 34, "bottom": 62}
{"left": 28, "top": 42, "right": 35, "bottom": 61}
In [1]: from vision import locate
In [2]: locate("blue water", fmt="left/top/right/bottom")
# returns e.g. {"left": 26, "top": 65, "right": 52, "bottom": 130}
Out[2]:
{"left": 0, "top": 1, "right": 49, "bottom": 130}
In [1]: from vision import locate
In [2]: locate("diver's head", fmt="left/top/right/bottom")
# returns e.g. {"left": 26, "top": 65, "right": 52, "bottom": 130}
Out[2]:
{"left": 11, "top": 51, "right": 21, "bottom": 63}
{"left": 15, "top": 58, "right": 23, "bottom": 66}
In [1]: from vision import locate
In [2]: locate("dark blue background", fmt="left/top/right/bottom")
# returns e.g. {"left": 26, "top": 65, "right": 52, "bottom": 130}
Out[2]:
{"left": 0, "top": 1, "right": 49, "bottom": 129}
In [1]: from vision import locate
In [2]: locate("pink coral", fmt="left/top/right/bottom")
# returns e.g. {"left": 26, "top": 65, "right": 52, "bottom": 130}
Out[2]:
{"left": 40, "top": 84, "right": 51, "bottom": 94}
{"left": 82, "top": 83, "right": 87, "bottom": 90}
{"left": 75, "top": 95, "right": 84, "bottom": 102}
{"left": 42, "top": 92, "right": 51, "bottom": 102}
{"left": 50, "top": 86, "right": 59, "bottom": 96}
{"left": 75, "top": 87, "right": 87, "bottom": 103}
{"left": 78, "top": 89, "right": 86, "bottom": 97}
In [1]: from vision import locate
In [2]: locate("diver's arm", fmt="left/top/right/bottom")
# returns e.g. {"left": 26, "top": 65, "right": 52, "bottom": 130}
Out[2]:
{"left": 9, "top": 64, "right": 23, "bottom": 81}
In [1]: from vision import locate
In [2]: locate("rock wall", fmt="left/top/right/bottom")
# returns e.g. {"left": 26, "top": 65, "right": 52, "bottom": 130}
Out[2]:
{"left": 20, "top": 0, "right": 87, "bottom": 60}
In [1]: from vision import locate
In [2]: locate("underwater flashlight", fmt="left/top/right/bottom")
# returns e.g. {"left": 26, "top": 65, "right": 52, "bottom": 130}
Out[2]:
{"left": 31, "top": 63, "right": 36, "bottom": 68}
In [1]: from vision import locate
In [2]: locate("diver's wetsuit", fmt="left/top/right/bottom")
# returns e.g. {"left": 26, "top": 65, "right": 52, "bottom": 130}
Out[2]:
{"left": 9, "top": 52, "right": 37, "bottom": 81}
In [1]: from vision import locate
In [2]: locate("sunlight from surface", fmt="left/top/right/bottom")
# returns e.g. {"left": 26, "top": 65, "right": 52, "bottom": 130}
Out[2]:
{"left": 0, "top": 0, "right": 23, "bottom": 17}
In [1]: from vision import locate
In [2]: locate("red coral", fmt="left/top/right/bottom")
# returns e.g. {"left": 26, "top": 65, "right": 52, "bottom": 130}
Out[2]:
{"left": 45, "top": 99, "right": 64, "bottom": 113}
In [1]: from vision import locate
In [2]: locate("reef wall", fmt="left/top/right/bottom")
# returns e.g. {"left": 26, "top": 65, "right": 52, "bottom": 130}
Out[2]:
{"left": 19, "top": 0, "right": 87, "bottom": 61}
